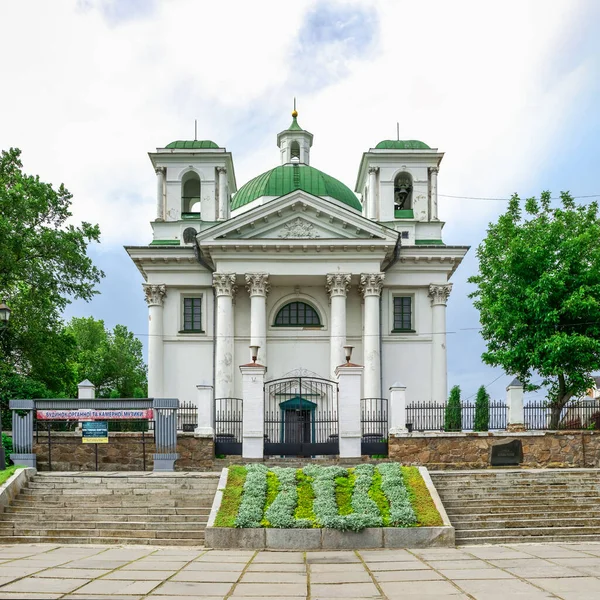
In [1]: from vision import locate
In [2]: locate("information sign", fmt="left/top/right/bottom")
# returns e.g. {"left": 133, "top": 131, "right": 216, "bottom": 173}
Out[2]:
{"left": 37, "top": 409, "right": 153, "bottom": 421}
{"left": 82, "top": 421, "right": 108, "bottom": 444}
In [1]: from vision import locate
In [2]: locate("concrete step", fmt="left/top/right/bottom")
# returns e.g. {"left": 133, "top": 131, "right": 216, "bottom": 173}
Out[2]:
{"left": 10, "top": 498, "right": 211, "bottom": 508}
{"left": 0, "top": 512, "right": 209, "bottom": 523}
{"left": 457, "top": 533, "right": 600, "bottom": 546}
{"left": 4, "top": 505, "right": 209, "bottom": 516}
{"left": 0, "top": 536, "right": 205, "bottom": 546}
{"left": 456, "top": 525, "right": 600, "bottom": 539}
{"left": 0, "top": 527, "right": 205, "bottom": 539}
{"left": 451, "top": 517, "right": 600, "bottom": 530}
{"left": 445, "top": 505, "right": 600, "bottom": 517}
{"left": 0, "top": 520, "right": 206, "bottom": 531}
{"left": 21, "top": 488, "right": 218, "bottom": 497}
{"left": 26, "top": 481, "right": 219, "bottom": 490}
{"left": 440, "top": 497, "right": 600, "bottom": 508}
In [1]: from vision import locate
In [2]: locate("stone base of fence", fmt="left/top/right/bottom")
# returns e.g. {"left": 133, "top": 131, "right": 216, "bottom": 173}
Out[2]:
{"left": 390, "top": 430, "right": 600, "bottom": 469}
{"left": 29, "top": 432, "right": 214, "bottom": 471}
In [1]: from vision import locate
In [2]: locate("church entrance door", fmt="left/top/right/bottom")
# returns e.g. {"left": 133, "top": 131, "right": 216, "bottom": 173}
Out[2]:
{"left": 264, "top": 376, "right": 338, "bottom": 457}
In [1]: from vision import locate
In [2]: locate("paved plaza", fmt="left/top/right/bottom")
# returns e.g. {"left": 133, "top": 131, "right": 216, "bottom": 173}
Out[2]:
{"left": 2, "top": 543, "right": 600, "bottom": 599}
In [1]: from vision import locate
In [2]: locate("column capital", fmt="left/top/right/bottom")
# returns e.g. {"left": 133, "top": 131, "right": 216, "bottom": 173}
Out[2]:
{"left": 326, "top": 273, "right": 351, "bottom": 298}
{"left": 245, "top": 273, "right": 270, "bottom": 297}
{"left": 368, "top": 166, "right": 380, "bottom": 175}
{"left": 359, "top": 273, "right": 385, "bottom": 297}
{"left": 143, "top": 283, "right": 166, "bottom": 307}
{"left": 213, "top": 272, "right": 237, "bottom": 297}
{"left": 155, "top": 167, "right": 165, "bottom": 175}
{"left": 429, "top": 167, "right": 439, "bottom": 175}
{"left": 428, "top": 283, "right": 452, "bottom": 306}
{"left": 216, "top": 166, "right": 227, "bottom": 174}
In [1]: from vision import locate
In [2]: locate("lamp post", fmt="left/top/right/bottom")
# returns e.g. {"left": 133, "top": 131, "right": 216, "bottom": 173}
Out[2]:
{"left": 0, "top": 302, "right": 11, "bottom": 471}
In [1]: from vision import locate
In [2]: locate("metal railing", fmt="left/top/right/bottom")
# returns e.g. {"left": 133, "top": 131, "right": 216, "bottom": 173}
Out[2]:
{"left": 524, "top": 400, "right": 600, "bottom": 431}
{"left": 360, "top": 398, "right": 388, "bottom": 456}
{"left": 214, "top": 397, "right": 243, "bottom": 455}
{"left": 406, "top": 401, "right": 508, "bottom": 432}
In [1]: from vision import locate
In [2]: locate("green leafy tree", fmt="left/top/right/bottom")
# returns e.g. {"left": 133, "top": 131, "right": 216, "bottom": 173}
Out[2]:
{"left": 0, "top": 148, "right": 103, "bottom": 394}
{"left": 469, "top": 191, "right": 600, "bottom": 429}
{"left": 444, "top": 385, "right": 462, "bottom": 432}
{"left": 66, "top": 317, "right": 147, "bottom": 398}
{"left": 474, "top": 385, "right": 490, "bottom": 432}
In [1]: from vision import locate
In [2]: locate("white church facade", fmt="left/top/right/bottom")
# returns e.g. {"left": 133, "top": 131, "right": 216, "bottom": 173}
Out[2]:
{"left": 126, "top": 110, "right": 468, "bottom": 458}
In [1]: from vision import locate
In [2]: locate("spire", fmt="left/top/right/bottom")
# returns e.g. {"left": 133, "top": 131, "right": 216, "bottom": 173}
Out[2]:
{"left": 289, "top": 98, "right": 302, "bottom": 131}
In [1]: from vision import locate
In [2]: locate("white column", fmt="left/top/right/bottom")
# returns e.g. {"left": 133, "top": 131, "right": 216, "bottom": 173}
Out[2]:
{"left": 143, "top": 283, "right": 167, "bottom": 398}
{"left": 326, "top": 273, "right": 351, "bottom": 378}
{"left": 155, "top": 167, "right": 165, "bottom": 221}
{"left": 429, "top": 167, "right": 439, "bottom": 220}
{"left": 245, "top": 273, "right": 269, "bottom": 366}
{"left": 213, "top": 273, "right": 236, "bottom": 399}
{"left": 367, "top": 167, "right": 378, "bottom": 220}
{"left": 217, "top": 167, "right": 227, "bottom": 221}
{"left": 77, "top": 380, "right": 96, "bottom": 400}
{"left": 195, "top": 384, "right": 214, "bottom": 436}
{"left": 428, "top": 284, "right": 452, "bottom": 404}
{"left": 335, "top": 364, "right": 363, "bottom": 458}
{"left": 360, "top": 273, "right": 384, "bottom": 399}
{"left": 240, "top": 364, "right": 266, "bottom": 458}
{"left": 506, "top": 378, "right": 525, "bottom": 431}
{"left": 388, "top": 383, "right": 407, "bottom": 434}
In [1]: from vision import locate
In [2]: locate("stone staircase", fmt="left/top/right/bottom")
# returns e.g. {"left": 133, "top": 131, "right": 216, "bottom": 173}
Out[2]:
{"left": 431, "top": 469, "right": 600, "bottom": 545}
{"left": 0, "top": 472, "right": 220, "bottom": 546}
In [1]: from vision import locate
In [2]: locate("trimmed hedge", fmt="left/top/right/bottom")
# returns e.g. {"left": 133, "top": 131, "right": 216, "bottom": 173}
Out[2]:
{"left": 217, "top": 463, "right": 441, "bottom": 532}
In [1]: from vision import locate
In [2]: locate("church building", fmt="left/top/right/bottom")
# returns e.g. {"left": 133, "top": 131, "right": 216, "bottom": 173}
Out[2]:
{"left": 126, "top": 109, "right": 468, "bottom": 458}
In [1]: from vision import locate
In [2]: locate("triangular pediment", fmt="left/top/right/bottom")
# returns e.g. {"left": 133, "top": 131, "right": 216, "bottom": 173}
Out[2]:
{"left": 197, "top": 190, "right": 396, "bottom": 243}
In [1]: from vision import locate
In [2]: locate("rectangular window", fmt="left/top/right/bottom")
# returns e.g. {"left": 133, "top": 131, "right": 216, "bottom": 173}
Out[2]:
{"left": 183, "top": 297, "right": 202, "bottom": 332}
{"left": 393, "top": 296, "right": 412, "bottom": 331}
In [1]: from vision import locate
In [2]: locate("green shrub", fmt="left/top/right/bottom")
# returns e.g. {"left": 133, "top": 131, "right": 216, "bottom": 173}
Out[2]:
{"left": 444, "top": 385, "right": 462, "bottom": 432}
{"left": 235, "top": 464, "right": 268, "bottom": 528}
{"left": 474, "top": 385, "right": 490, "bottom": 432}
{"left": 214, "top": 466, "right": 246, "bottom": 527}
{"left": 1, "top": 433, "right": 12, "bottom": 465}
{"left": 294, "top": 470, "right": 316, "bottom": 525}
{"left": 377, "top": 463, "right": 416, "bottom": 526}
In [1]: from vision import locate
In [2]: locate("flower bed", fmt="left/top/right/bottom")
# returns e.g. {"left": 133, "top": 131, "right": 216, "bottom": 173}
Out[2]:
{"left": 214, "top": 463, "right": 441, "bottom": 531}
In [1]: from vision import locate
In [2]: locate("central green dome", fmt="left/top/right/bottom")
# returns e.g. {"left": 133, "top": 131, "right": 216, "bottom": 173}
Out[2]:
{"left": 231, "top": 164, "right": 362, "bottom": 211}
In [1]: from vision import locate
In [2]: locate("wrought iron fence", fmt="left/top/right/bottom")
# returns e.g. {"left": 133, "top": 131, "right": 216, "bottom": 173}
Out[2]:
{"left": 214, "top": 397, "right": 243, "bottom": 455}
{"left": 406, "top": 401, "right": 508, "bottom": 432}
{"left": 360, "top": 398, "right": 388, "bottom": 455}
{"left": 524, "top": 400, "right": 600, "bottom": 431}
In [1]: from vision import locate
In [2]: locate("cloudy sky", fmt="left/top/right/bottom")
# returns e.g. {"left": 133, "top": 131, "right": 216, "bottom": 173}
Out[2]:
{"left": 1, "top": 0, "right": 599, "bottom": 401}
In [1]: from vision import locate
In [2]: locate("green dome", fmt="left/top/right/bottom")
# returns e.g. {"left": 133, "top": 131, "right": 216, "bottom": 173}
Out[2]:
{"left": 231, "top": 164, "right": 362, "bottom": 211}
{"left": 375, "top": 140, "right": 430, "bottom": 150}
{"left": 165, "top": 140, "right": 219, "bottom": 149}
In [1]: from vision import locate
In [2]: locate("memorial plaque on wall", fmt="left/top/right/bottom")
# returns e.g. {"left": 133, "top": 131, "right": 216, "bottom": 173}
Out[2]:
{"left": 490, "top": 439, "right": 523, "bottom": 466}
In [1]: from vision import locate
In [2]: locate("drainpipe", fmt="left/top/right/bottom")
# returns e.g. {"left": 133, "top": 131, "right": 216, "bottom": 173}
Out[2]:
{"left": 380, "top": 232, "right": 402, "bottom": 398}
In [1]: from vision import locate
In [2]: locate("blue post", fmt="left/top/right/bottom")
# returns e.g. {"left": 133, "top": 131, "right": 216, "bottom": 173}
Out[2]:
{"left": 152, "top": 398, "right": 179, "bottom": 472}
{"left": 9, "top": 399, "right": 36, "bottom": 468}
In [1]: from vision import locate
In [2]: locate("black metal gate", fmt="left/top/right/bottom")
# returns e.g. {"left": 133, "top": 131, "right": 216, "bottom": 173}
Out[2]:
{"left": 264, "top": 377, "right": 338, "bottom": 457}
{"left": 214, "top": 398, "right": 243, "bottom": 455}
{"left": 361, "top": 398, "right": 388, "bottom": 456}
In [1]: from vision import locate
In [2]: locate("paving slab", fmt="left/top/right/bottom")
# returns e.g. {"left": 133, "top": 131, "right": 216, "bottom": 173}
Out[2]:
{"left": 528, "top": 576, "right": 600, "bottom": 595}
{"left": 252, "top": 551, "right": 305, "bottom": 563}
{"left": 72, "top": 579, "right": 160, "bottom": 595}
{"left": 61, "top": 559, "right": 130, "bottom": 569}
{"left": 365, "top": 561, "right": 429, "bottom": 571}
{"left": 232, "top": 582, "right": 308, "bottom": 596}
{"left": 486, "top": 558, "right": 556, "bottom": 569}
{"left": 509, "top": 545, "right": 587, "bottom": 559}
{"left": 0, "top": 594, "right": 64, "bottom": 599}
{"left": 181, "top": 561, "right": 245, "bottom": 572}
{"left": 64, "top": 596, "right": 145, "bottom": 600}
{"left": 31, "top": 567, "right": 112, "bottom": 578}
{"left": 120, "top": 560, "right": 189, "bottom": 570}
{"left": 379, "top": 580, "right": 466, "bottom": 597}
{"left": 101, "top": 569, "right": 177, "bottom": 580}
{"left": 454, "top": 578, "right": 556, "bottom": 599}
{"left": 428, "top": 559, "right": 492, "bottom": 570}
{"left": 239, "top": 571, "right": 307, "bottom": 584}
{"left": 149, "top": 581, "right": 233, "bottom": 596}
{"left": 506, "top": 565, "right": 585, "bottom": 578}
{"left": 462, "top": 547, "right": 536, "bottom": 560}
{"left": 247, "top": 562, "right": 306, "bottom": 572}
{"left": 310, "top": 563, "right": 372, "bottom": 573}
{"left": 373, "top": 570, "right": 444, "bottom": 582}
{"left": 171, "top": 570, "right": 241, "bottom": 583}
{"left": 309, "top": 583, "right": 380, "bottom": 598}
{"left": 309, "top": 571, "right": 372, "bottom": 584}
{"left": 358, "top": 550, "right": 416, "bottom": 562}
{"left": 195, "top": 553, "right": 254, "bottom": 563}
{"left": 0, "top": 577, "right": 86, "bottom": 594}
{"left": 439, "top": 568, "right": 516, "bottom": 580}
{"left": 306, "top": 552, "right": 360, "bottom": 564}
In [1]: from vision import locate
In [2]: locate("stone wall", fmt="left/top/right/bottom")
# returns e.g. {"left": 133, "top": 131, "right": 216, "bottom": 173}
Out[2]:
{"left": 389, "top": 431, "right": 600, "bottom": 469}
{"left": 32, "top": 432, "right": 214, "bottom": 471}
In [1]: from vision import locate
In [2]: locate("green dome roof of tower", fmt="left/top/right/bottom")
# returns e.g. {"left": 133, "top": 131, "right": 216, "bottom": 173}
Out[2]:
{"left": 375, "top": 140, "right": 430, "bottom": 150}
{"left": 231, "top": 164, "right": 361, "bottom": 211}
{"left": 165, "top": 140, "right": 220, "bottom": 149}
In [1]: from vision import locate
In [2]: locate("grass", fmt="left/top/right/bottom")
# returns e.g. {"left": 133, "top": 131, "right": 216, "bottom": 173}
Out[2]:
{"left": 335, "top": 469, "right": 355, "bottom": 516}
{"left": 0, "top": 465, "right": 20, "bottom": 486}
{"left": 402, "top": 466, "right": 443, "bottom": 527}
{"left": 369, "top": 467, "right": 391, "bottom": 526}
{"left": 294, "top": 470, "right": 316, "bottom": 525}
{"left": 214, "top": 465, "right": 247, "bottom": 528}
{"left": 260, "top": 470, "right": 280, "bottom": 527}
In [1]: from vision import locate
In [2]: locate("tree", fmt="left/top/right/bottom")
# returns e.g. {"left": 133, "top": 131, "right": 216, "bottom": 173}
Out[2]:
{"left": 0, "top": 148, "right": 104, "bottom": 393}
{"left": 66, "top": 317, "right": 147, "bottom": 398}
{"left": 444, "top": 385, "right": 462, "bottom": 432}
{"left": 474, "top": 385, "right": 490, "bottom": 432}
{"left": 469, "top": 191, "right": 600, "bottom": 429}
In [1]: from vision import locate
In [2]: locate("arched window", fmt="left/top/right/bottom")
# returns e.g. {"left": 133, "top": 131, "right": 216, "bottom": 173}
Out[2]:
{"left": 290, "top": 140, "right": 300, "bottom": 163}
{"left": 182, "top": 172, "right": 201, "bottom": 214}
{"left": 394, "top": 172, "right": 413, "bottom": 212}
{"left": 274, "top": 301, "right": 321, "bottom": 327}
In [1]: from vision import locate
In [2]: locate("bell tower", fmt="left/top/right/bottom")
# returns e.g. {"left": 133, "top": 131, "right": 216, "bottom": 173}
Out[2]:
{"left": 277, "top": 103, "right": 313, "bottom": 165}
